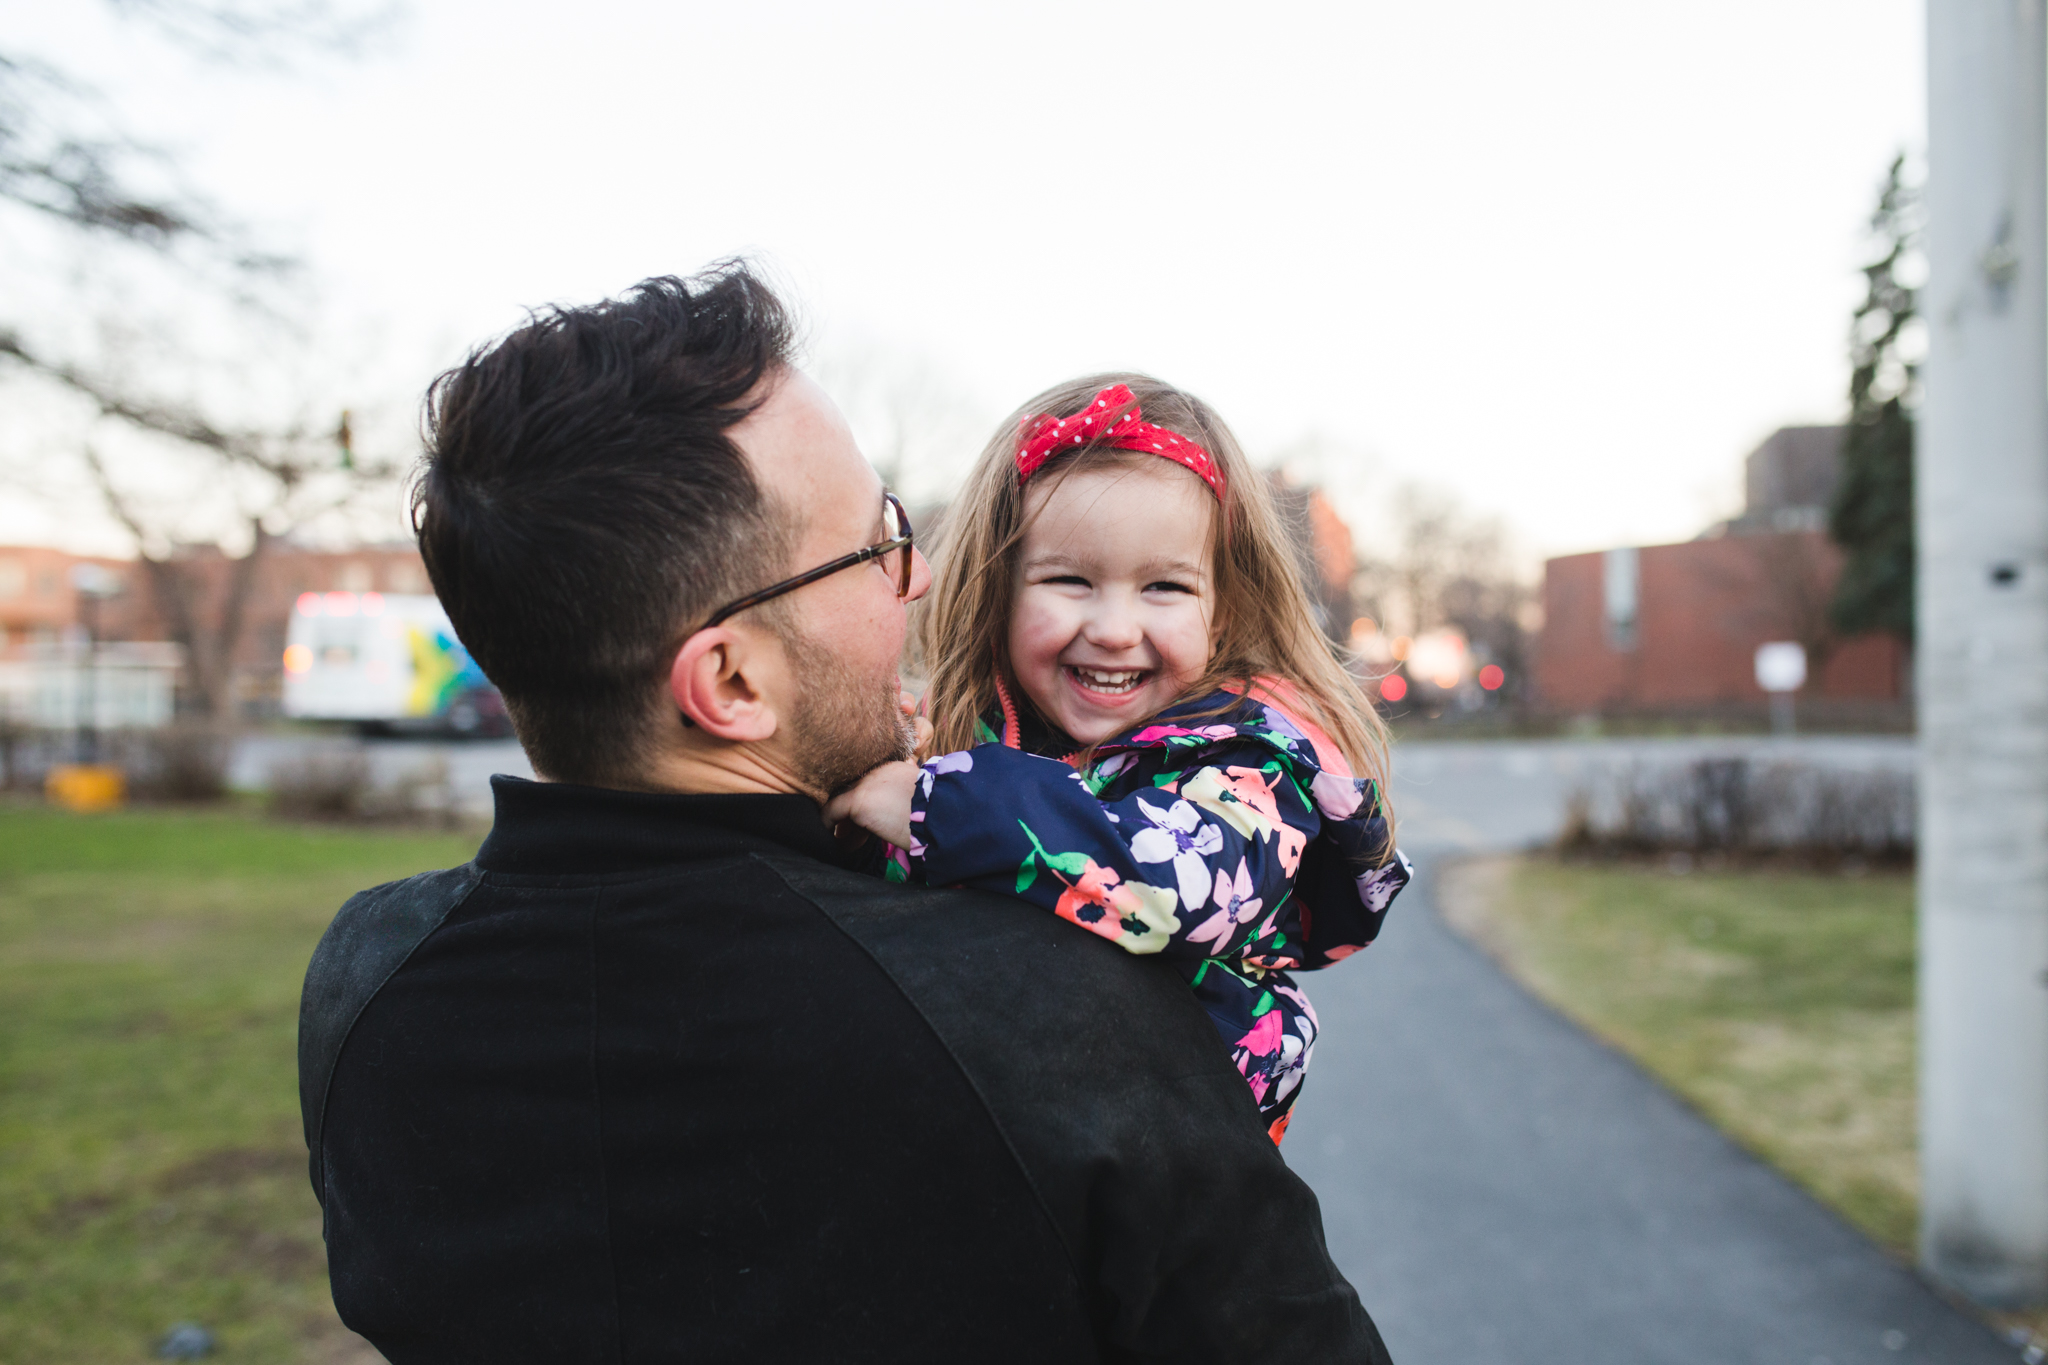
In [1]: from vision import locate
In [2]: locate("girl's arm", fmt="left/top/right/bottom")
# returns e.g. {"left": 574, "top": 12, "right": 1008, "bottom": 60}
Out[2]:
{"left": 903, "top": 741, "right": 1322, "bottom": 962}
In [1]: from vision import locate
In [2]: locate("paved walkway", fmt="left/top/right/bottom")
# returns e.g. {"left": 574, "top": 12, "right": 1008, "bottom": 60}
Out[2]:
{"left": 1284, "top": 740, "right": 2013, "bottom": 1365}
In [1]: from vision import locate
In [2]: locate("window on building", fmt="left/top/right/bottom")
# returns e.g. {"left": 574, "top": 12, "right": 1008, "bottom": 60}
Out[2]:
{"left": 1603, "top": 547, "right": 1639, "bottom": 651}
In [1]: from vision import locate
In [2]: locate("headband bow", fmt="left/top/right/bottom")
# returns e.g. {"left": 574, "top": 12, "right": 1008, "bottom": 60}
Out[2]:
{"left": 1014, "top": 383, "right": 1226, "bottom": 500}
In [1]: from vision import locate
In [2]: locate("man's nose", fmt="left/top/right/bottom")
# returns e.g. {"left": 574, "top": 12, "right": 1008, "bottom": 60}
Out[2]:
{"left": 903, "top": 546, "right": 934, "bottom": 604}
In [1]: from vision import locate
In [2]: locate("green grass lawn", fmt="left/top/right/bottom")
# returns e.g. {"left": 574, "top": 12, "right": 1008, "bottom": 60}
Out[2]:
{"left": 0, "top": 803, "right": 479, "bottom": 1365}
{"left": 1439, "top": 855, "right": 1918, "bottom": 1254}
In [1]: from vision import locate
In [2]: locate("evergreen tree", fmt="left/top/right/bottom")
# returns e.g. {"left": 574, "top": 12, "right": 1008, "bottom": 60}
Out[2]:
{"left": 1829, "top": 153, "right": 1919, "bottom": 642}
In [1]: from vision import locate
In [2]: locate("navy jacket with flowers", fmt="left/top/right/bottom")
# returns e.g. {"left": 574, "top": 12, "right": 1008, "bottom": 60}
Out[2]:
{"left": 900, "top": 680, "right": 1411, "bottom": 1142}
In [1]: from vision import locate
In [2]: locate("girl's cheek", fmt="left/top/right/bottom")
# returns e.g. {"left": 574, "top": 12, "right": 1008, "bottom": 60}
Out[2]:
{"left": 1008, "top": 590, "right": 1071, "bottom": 665}
{"left": 1165, "top": 602, "right": 1215, "bottom": 676}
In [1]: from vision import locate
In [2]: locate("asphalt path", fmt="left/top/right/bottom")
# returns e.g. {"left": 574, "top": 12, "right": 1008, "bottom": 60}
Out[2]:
{"left": 1284, "top": 736, "right": 2015, "bottom": 1365}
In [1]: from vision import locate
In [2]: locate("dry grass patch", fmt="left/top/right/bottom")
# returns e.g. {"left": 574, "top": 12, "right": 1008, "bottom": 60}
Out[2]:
{"left": 1440, "top": 854, "right": 1918, "bottom": 1253}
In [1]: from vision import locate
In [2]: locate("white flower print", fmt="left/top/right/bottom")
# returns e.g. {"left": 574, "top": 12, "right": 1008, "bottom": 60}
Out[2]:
{"left": 919, "top": 749, "right": 973, "bottom": 798}
{"left": 1186, "top": 857, "right": 1263, "bottom": 950}
{"left": 1130, "top": 796, "right": 1223, "bottom": 912}
{"left": 1355, "top": 854, "right": 1412, "bottom": 914}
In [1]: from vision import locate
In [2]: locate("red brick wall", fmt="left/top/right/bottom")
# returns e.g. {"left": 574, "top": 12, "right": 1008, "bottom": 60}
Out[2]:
{"left": 0, "top": 542, "right": 434, "bottom": 714}
{"left": 0, "top": 547, "right": 151, "bottom": 645}
{"left": 1533, "top": 532, "right": 1905, "bottom": 712}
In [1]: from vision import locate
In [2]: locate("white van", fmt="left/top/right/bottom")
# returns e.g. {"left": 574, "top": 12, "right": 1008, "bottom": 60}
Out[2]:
{"left": 282, "top": 592, "right": 507, "bottom": 734}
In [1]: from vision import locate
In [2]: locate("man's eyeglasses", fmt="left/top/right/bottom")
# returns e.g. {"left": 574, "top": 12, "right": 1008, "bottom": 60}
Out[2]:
{"left": 701, "top": 492, "right": 914, "bottom": 630}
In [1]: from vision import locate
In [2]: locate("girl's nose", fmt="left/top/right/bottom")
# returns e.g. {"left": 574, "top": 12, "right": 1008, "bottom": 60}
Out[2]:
{"left": 1082, "top": 594, "right": 1145, "bottom": 651}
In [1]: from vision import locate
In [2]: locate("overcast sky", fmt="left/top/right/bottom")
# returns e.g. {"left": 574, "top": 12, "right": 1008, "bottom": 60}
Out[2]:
{"left": 4, "top": 0, "right": 1923, "bottom": 565}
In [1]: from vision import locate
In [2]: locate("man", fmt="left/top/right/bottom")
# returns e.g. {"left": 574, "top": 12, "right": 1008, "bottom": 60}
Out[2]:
{"left": 299, "top": 263, "right": 1391, "bottom": 1362}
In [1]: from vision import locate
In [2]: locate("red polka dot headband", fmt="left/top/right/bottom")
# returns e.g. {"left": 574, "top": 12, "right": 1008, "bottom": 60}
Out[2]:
{"left": 1014, "top": 383, "right": 1226, "bottom": 501}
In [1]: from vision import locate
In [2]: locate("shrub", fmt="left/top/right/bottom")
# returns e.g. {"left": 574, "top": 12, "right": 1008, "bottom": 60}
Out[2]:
{"left": 1559, "top": 756, "right": 1913, "bottom": 864}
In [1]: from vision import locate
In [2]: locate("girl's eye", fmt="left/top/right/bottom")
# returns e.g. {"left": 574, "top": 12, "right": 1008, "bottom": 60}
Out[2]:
{"left": 1044, "top": 574, "right": 1090, "bottom": 588}
{"left": 1147, "top": 580, "right": 1196, "bottom": 595}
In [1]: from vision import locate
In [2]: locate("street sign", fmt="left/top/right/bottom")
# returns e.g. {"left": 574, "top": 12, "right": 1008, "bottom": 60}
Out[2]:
{"left": 1754, "top": 642, "right": 1807, "bottom": 694}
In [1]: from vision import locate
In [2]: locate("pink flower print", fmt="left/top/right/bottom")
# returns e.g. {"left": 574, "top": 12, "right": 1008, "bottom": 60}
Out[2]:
{"left": 1129, "top": 722, "right": 1239, "bottom": 745}
{"left": 1130, "top": 796, "right": 1223, "bottom": 912}
{"left": 1052, "top": 857, "right": 1180, "bottom": 952}
{"left": 1275, "top": 980, "right": 1319, "bottom": 1040}
{"left": 1231, "top": 1009, "right": 1286, "bottom": 1102}
{"left": 1186, "top": 857, "right": 1262, "bottom": 950}
{"left": 1311, "top": 768, "right": 1365, "bottom": 820}
{"left": 1215, "top": 766, "right": 1307, "bottom": 876}
{"left": 1053, "top": 859, "right": 1128, "bottom": 938}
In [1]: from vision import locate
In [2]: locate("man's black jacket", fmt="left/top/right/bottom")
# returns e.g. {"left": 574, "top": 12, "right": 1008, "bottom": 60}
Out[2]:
{"left": 299, "top": 775, "right": 1390, "bottom": 1363}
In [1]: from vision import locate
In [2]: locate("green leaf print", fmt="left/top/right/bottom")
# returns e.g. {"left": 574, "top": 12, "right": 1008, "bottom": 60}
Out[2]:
{"left": 1018, "top": 822, "right": 1092, "bottom": 876}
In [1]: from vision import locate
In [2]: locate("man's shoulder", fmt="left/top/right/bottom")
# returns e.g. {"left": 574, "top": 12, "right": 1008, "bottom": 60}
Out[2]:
{"left": 307, "top": 864, "right": 486, "bottom": 1013}
{"left": 757, "top": 851, "right": 1265, "bottom": 1149}
{"left": 299, "top": 863, "right": 486, "bottom": 1191}
{"left": 760, "top": 854, "right": 1194, "bottom": 1003}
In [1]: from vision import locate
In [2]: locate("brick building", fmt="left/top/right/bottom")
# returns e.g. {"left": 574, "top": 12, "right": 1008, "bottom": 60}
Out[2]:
{"left": 0, "top": 541, "right": 432, "bottom": 718}
{"left": 0, "top": 546, "right": 149, "bottom": 647}
{"left": 1530, "top": 427, "right": 1909, "bottom": 721}
{"left": 1268, "top": 475, "right": 1357, "bottom": 641}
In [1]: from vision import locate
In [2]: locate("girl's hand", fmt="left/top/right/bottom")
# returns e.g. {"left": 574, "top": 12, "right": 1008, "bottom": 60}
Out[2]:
{"left": 822, "top": 759, "right": 921, "bottom": 850}
{"left": 900, "top": 689, "right": 934, "bottom": 763}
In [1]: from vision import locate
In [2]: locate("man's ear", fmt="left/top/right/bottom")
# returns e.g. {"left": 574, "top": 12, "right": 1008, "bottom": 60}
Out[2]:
{"left": 670, "top": 627, "right": 780, "bottom": 743}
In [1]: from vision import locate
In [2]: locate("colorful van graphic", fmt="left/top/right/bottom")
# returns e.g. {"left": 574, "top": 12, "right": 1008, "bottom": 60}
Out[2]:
{"left": 282, "top": 592, "right": 506, "bottom": 733}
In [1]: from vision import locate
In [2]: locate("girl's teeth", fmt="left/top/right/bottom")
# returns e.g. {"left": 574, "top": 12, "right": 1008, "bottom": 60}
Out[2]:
{"left": 1075, "top": 668, "right": 1142, "bottom": 694}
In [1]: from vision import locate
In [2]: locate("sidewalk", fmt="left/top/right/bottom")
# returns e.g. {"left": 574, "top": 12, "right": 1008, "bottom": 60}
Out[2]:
{"left": 1281, "top": 742, "right": 2012, "bottom": 1365}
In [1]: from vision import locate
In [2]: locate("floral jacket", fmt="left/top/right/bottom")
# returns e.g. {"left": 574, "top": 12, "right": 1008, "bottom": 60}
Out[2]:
{"left": 895, "top": 678, "right": 1411, "bottom": 1143}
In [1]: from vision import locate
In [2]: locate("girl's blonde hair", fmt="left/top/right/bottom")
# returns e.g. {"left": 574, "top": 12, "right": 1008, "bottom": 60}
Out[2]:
{"left": 914, "top": 372, "right": 1394, "bottom": 807}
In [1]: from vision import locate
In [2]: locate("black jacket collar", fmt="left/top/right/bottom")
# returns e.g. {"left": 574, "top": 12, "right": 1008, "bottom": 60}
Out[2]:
{"left": 475, "top": 774, "right": 849, "bottom": 876}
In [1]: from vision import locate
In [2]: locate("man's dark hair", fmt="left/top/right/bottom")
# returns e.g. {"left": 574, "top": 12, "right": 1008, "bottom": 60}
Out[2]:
{"left": 412, "top": 262, "right": 795, "bottom": 783}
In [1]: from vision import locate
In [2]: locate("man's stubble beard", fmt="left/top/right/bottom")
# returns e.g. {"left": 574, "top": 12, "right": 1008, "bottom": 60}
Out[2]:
{"left": 781, "top": 624, "right": 914, "bottom": 798}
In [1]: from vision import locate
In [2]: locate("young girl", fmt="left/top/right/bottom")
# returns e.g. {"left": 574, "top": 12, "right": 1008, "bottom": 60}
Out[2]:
{"left": 826, "top": 375, "right": 1411, "bottom": 1144}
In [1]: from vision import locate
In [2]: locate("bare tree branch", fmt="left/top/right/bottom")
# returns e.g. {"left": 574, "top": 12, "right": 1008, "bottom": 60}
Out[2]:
{"left": 84, "top": 441, "right": 223, "bottom": 712}
{"left": 0, "top": 0, "right": 402, "bottom": 726}
{"left": 108, "top": 0, "right": 400, "bottom": 66}
{"left": 0, "top": 329, "right": 399, "bottom": 488}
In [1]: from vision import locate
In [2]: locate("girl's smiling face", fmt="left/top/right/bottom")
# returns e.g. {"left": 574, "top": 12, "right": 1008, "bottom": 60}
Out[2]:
{"left": 1006, "top": 460, "right": 1217, "bottom": 746}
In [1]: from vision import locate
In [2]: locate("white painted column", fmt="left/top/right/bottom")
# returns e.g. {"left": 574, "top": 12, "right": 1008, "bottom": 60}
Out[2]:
{"left": 1920, "top": 0, "right": 2048, "bottom": 1306}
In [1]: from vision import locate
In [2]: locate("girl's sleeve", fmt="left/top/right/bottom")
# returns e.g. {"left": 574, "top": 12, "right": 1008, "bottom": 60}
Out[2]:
{"left": 1291, "top": 784, "right": 1413, "bottom": 969}
{"left": 906, "top": 741, "right": 1320, "bottom": 962}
